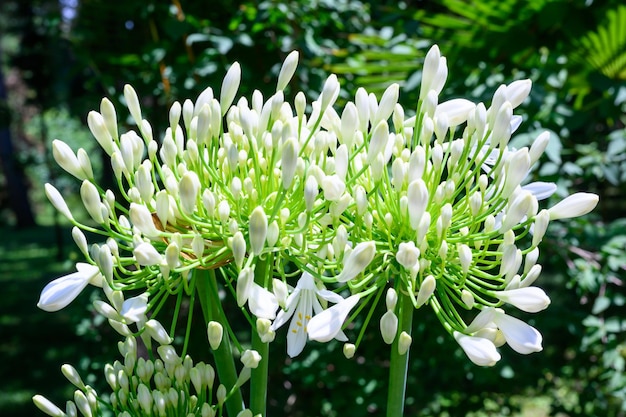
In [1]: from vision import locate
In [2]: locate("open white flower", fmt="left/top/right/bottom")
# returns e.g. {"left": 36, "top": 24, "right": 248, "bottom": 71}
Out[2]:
{"left": 37, "top": 263, "right": 103, "bottom": 312}
{"left": 271, "top": 271, "right": 355, "bottom": 357}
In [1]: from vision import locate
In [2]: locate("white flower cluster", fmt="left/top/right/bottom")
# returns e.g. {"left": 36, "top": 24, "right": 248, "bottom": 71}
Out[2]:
{"left": 33, "top": 322, "right": 257, "bottom": 417}
{"left": 39, "top": 45, "right": 598, "bottom": 367}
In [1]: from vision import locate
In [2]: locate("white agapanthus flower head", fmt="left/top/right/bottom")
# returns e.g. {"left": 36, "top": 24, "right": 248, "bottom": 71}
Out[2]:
{"left": 39, "top": 44, "right": 598, "bottom": 369}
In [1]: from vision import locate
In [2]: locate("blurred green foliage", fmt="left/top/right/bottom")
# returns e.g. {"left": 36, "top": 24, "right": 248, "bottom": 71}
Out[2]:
{"left": 1, "top": 0, "right": 625, "bottom": 416}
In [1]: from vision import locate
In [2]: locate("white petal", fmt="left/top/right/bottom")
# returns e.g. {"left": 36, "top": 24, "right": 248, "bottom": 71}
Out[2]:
{"left": 37, "top": 264, "right": 99, "bottom": 312}
{"left": 434, "top": 98, "right": 476, "bottom": 127}
{"left": 453, "top": 331, "right": 501, "bottom": 366}
{"left": 522, "top": 182, "right": 557, "bottom": 201}
{"left": 121, "top": 293, "right": 149, "bottom": 323}
{"left": 248, "top": 283, "right": 278, "bottom": 320}
{"left": 493, "top": 312, "right": 543, "bottom": 354}
{"left": 308, "top": 295, "right": 359, "bottom": 343}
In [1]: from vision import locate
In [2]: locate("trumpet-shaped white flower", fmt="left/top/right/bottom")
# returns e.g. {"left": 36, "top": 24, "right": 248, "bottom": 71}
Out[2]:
{"left": 37, "top": 263, "right": 103, "bottom": 312}
{"left": 271, "top": 272, "right": 355, "bottom": 357}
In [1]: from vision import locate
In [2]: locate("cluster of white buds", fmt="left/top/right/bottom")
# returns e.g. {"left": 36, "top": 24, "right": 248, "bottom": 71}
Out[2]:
{"left": 34, "top": 325, "right": 256, "bottom": 417}
{"left": 39, "top": 44, "right": 598, "bottom": 367}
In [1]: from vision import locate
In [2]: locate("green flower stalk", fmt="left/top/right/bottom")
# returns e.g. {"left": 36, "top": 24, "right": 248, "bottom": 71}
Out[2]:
{"left": 36, "top": 44, "right": 599, "bottom": 417}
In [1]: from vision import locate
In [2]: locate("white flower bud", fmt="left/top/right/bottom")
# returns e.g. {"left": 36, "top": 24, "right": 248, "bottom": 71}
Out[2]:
{"left": 179, "top": 171, "right": 200, "bottom": 215}
{"left": 249, "top": 206, "right": 268, "bottom": 255}
{"left": 124, "top": 84, "right": 142, "bottom": 126}
{"left": 397, "top": 331, "right": 412, "bottom": 355}
{"left": 374, "top": 83, "right": 399, "bottom": 124}
{"left": 380, "top": 310, "right": 398, "bottom": 344}
{"left": 52, "top": 140, "right": 86, "bottom": 180}
{"left": 396, "top": 241, "right": 420, "bottom": 269}
{"left": 277, "top": 50, "right": 299, "bottom": 91}
{"left": 231, "top": 231, "right": 246, "bottom": 270}
{"left": 241, "top": 349, "right": 262, "bottom": 369}
{"left": 165, "top": 242, "right": 180, "bottom": 269}
{"left": 77, "top": 148, "right": 94, "bottom": 180}
{"left": 304, "top": 175, "right": 319, "bottom": 212}
{"left": 505, "top": 79, "right": 532, "bottom": 109}
{"left": 337, "top": 241, "right": 376, "bottom": 282}
{"left": 45, "top": 183, "right": 74, "bottom": 220}
{"left": 500, "top": 191, "right": 532, "bottom": 233}
{"left": 343, "top": 343, "right": 356, "bottom": 359}
{"left": 532, "top": 209, "right": 550, "bottom": 246}
{"left": 495, "top": 287, "right": 551, "bottom": 313}
{"left": 220, "top": 62, "right": 241, "bottom": 116}
{"left": 133, "top": 242, "right": 162, "bottom": 266}
{"left": 529, "top": 131, "right": 550, "bottom": 165}
{"left": 548, "top": 193, "right": 599, "bottom": 220}
{"left": 33, "top": 395, "right": 65, "bottom": 417}
{"left": 145, "top": 319, "right": 173, "bottom": 345}
{"left": 420, "top": 45, "right": 441, "bottom": 100}
{"left": 385, "top": 288, "right": 398, "bottom": 311}
{"left": 93, "top": 300, "right": 122, "bottom": 321}
{"left": 218, "top": 200, "right": 230, "bottom": 223}
{"left": 207, "top": 321, "right": 224, "bottom": 350}
{"left": 367, "top": 120, "right": 389, "bottom": 164}
{"left": 71, "top": 227, "right": 89, "bottom": 257}
{"left": 129, "top": 203, "right": 159, "bottom": 238}
{"left": 416, "top": 275, "right": 436, "bottom": 307}
{"left": 407, "top": 179, "right": 428, "bottom": 230}
{"left": 461, "top": 290, "right": 475, "bottom": 309}
{"left": 135, "top": 163, "right": 154, "bottom": 203}
{"left": 454, "top": 331, "right": 501, "bottom": 366}
{"left": 80, "top": 180, "right": 104, "bottom": 224}
{"left": 435, "top": 98, "right": 475, "bottom": 127}
{"left": 281, "top": 137, "right": 298, "bottom": 189}
{"left": 320, "top": 74, "right": 340, "bottom": 110}
{"left": 502, "top": 148, "right": 530, "bottom": 198}
{"left": 521, "top": 264, "right": 542, "bottom": 288}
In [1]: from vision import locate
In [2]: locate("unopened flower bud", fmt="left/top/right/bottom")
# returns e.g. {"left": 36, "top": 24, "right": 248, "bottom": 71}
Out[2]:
{"left": 281, "top": 137, "right": 298, "bottom": 189}
{"left": 380, "top": 310, "right": 398, "bottom": 344}
{"left": 343, "top": 343, "right": 356, "bottom": 359}
{"left": 397, "top": 331, "right": 412, "bottom": 355}
{"left": 231, "top": 231, "right": 246, "bottom": 270}
{"left": 337, "top": 241, "right": 376, "bottom": 282}
{"left": 416, "top": 275, "right": 436, "bottom": 307}
{"left": 207, "top": 321, "right": 223, "bottom": 350}
{"left": 45, "top": 183, "right": 74, "bottom": 221}
{"left": 133, "top": 242, "right": 162, "bottom": 266}
{"left": 396, "top": 241, "right": 420, "bottom": 269}
{"left": 145, "top": 319, "right": 173, "bottom": 345}
{"left": 386, "top": 288, "right": 398, "bottom": 311}
{"left": 220, "top": 62, "right": 241, "bottom": 116}
{"left": 277, "top": 51, "right": 299, "bottom": 91}
{"left": 249, "top": 206, "right": 268, "bottom": 255}
{"left": 532, "top": 209, "right": 550, "bottom": 246}
{"left": 241, "top": 349, "right": 262, "bottom": 369}
{"left": 461, "top": 290, "right": 475, "bottom": 309}
{"left": 458, "top": 244, "right": 472, "bottom": 274}
{"left": 548, "top": 193, "right": 599, "bottom": 220}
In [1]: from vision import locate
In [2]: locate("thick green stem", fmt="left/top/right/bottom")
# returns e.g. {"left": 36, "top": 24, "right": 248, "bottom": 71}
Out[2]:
{"left": 196, "top": 269, "right": 244, "bottom": 417}
{"left": 386, "top": 293, "right": 414, "bottom": 417}
{"left": 250, "top": 258, "right": 269, "bottom": 416}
